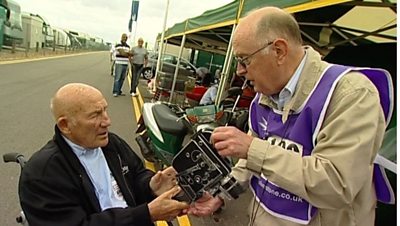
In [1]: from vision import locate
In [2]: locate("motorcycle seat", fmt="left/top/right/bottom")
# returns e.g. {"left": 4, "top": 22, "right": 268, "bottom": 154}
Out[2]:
{"left": 152, "top": 104, "right": 188, "bottom": 136}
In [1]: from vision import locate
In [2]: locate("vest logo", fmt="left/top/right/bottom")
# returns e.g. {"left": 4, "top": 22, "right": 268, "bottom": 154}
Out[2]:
{"left": 265, "top": 135, "right": 303, "bottom": 154}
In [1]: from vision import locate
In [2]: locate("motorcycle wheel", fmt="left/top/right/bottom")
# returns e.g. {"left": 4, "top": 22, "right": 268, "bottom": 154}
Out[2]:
{"left": 142, "top": 68, "right": 154, "bottom": 80}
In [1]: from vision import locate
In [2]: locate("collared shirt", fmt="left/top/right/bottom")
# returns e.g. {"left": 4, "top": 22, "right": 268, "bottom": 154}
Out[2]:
{"left": 270, "top": 52, "right": 307, "bottom": 110}
{"left": 115, "top": 42, "right": 130, "bottom": 65}
{"left": 63, "top": 136, "right": 128, "bottom": 211}
{"left": 200, "top": 84, "right": 218, "bottom": 105}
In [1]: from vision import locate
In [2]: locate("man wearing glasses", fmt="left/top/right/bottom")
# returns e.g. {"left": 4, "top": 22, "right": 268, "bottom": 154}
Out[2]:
{"left": 188, "top": 6, "right": 394, "bottom": 226}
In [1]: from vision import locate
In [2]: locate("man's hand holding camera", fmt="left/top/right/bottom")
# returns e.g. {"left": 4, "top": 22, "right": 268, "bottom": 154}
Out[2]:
{"left": 211, "top": 126, "right": 254, "bottom": 159}
{"left": 148, "top": 167, "right": 189, "bottom": 222}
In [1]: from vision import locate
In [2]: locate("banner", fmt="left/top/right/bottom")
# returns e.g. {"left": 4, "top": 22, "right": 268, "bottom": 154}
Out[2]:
{"left": 128, "top": 0, "right": 139, "bottom": 32}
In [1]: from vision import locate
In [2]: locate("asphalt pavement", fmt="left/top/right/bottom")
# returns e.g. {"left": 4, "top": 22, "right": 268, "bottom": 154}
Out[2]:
{"left": 0, "top": 52, "right": 251, "bottom": 226}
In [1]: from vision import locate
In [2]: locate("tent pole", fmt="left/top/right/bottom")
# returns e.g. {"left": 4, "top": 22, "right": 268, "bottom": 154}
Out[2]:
{"left": 209, "top": 54, "right": 214, "bottom": 71}
{"left": 216, "top": 0, "right": 244, "bottom": 106}
{"left": 215, "top": 23, "right": 236, "bottom": 106}
{"left": 169, "top": 34, "right": 186, "bottom": 103}
{"left": 153, "top": 0, "right": 170, "bottom": 92}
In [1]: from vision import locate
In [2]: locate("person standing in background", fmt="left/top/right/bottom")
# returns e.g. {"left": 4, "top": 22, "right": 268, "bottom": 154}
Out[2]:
{"left": 112, "top": 33, "right": 131, "bottom": 97}
{"left": 130, "top": 38, "right": 148, "bottom": 97}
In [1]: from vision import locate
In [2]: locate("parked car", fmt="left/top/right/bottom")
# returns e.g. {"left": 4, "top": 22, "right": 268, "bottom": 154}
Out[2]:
{"left": 142, "top": 53, "right": 197, "bottom": 80}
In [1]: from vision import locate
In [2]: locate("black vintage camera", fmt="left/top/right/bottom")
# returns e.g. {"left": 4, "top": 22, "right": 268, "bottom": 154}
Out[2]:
{"left": 172, "top": 131, "right": 243, "bottom": 203}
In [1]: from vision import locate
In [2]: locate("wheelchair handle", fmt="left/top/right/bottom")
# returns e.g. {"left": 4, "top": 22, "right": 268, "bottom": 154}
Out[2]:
{"left": 3, "top": 152, "right": 26, "bottom": 169}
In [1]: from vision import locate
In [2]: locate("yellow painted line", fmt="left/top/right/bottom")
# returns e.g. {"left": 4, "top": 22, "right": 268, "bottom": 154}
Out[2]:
{"left": 177, "top": 215, "right": 191, "bottom": 226}
{"left": 132, "top": 96, "right": 142, "bottom": 123}
{"left": 145, "top": 160, "right": 156, "bottom": 172}
{"left": 155, "top": 216, "right": 191, "bottom": 226}
{"left": 133, "top": 90, "right": 144, "bottom": 123}
{"left": 137, "top": 89, "right": 144, "bottom": 111}
{"left": 127, "top": 68, "right": 143, "bottom": 122}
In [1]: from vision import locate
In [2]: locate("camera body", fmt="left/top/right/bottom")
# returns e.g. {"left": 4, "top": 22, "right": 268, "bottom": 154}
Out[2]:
{"left": 172, "top": 131, "right": 243, "bottom": 203}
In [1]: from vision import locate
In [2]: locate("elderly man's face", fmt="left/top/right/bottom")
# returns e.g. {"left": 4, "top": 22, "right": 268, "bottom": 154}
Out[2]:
{"left": 138, "top": 39, "right": 144, "bottom": 47}
{"left": 233, "top": 25, "right": 282, "bottom": 96}
{"left": 68, "top": 95, "right": 111, "bottom": 149}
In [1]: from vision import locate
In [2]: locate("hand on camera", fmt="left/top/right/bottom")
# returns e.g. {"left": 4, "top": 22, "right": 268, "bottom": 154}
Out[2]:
{"left": 150, "top": 166, "right": 178, "bottom": 196}
{"left": 211, "top": 126, "right": 253, "bottom": 159}
{"left": 187, "top": 192, "right": 224, "bottom": 217}
{"left": 148, "top": 186, "right": 189, "bottom": 222}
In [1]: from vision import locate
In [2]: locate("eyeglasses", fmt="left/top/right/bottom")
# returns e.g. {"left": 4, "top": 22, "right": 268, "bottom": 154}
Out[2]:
{"left": 235, "top": 41, "right": 274, "bottom": 69}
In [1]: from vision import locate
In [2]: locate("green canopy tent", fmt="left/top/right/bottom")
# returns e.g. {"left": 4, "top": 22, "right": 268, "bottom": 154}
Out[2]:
{"left": 160, "top": 0, "right": 396, "bottom": 55}
{"left": 156, "top": 0, "right": 396, "bottom": 104}
{"left": 161, "top": 0, "right": 240, "bottom": 55}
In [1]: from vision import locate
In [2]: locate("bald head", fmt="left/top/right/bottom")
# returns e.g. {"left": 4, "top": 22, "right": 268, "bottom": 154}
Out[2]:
{"left": 121, "top": 33, "right": 128, "bottom": 43}
{"left": 51, "top": 83, "right": 111, "bottom": 148}
{"left": 51, "top": 83, "right": 103, "bottom": 122}
{"left": 232, "top": 7, "right": 305, "bottom": 96}
{"left": 138, "top": 37, "right": 144, "bottom": 47}
{"left": 235, "top": 7, "right": 302, "bottom": 46}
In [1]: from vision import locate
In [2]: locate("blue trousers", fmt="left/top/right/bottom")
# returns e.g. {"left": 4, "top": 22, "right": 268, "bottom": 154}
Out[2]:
{"left": 130, "top": 63, "right": 143, "bottom": 93}
{"left": 113, "top": 63, "right": 128, "bottom": 95}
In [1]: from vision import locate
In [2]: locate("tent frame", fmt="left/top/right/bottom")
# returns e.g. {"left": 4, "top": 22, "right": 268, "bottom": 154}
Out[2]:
{"left": 156, "top": 0, "right": 396, "bottom": 105}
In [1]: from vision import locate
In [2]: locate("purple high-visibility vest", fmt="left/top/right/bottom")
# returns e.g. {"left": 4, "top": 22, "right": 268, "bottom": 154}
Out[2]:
{"left": 249, "top": 64, "right": 394, "bottom": 224}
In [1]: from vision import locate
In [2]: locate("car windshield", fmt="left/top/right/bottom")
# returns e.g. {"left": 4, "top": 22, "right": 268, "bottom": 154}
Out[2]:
{"left": 150, "top": 53, "right": 196, "bottom": 69}
{"left": 162, "top": 55, "right": 176, "bottom": 64}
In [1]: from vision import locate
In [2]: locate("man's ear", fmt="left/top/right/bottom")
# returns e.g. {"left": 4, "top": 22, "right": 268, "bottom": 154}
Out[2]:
{"left": 273, "top": 39, "right": 288, "bottom": 65}
{"left": 57, "top": 117, "right": 71, "bottom": 135}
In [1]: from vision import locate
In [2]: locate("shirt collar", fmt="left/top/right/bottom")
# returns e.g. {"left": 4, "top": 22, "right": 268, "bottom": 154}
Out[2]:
{"left": 269, "top": 51, "right": 307, "bottom": 110}
{"left": 62, "top": 135, "right": 101, "bottom": 157}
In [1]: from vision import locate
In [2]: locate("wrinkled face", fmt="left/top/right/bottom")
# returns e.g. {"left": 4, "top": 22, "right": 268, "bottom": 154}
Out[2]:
{"left": 232, "top": 26, "right": 283, "bottom": 96}
{"left": 67, "top": 95, "right": 111, "bottom": 149}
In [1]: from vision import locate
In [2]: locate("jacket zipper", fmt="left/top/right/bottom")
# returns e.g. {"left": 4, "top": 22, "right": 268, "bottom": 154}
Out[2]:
{"left": 117, "top": 154, "right": 135, "bottom": 202}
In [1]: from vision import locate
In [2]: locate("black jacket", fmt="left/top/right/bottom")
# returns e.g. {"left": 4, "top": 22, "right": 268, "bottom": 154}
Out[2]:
{"left": 19, "top": 126, "right": 156, "bottom": 226}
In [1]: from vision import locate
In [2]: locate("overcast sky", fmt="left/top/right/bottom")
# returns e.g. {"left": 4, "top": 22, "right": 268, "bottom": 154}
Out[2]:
{"left": 15, "top": 0, "right": 233, "bottom": 48}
